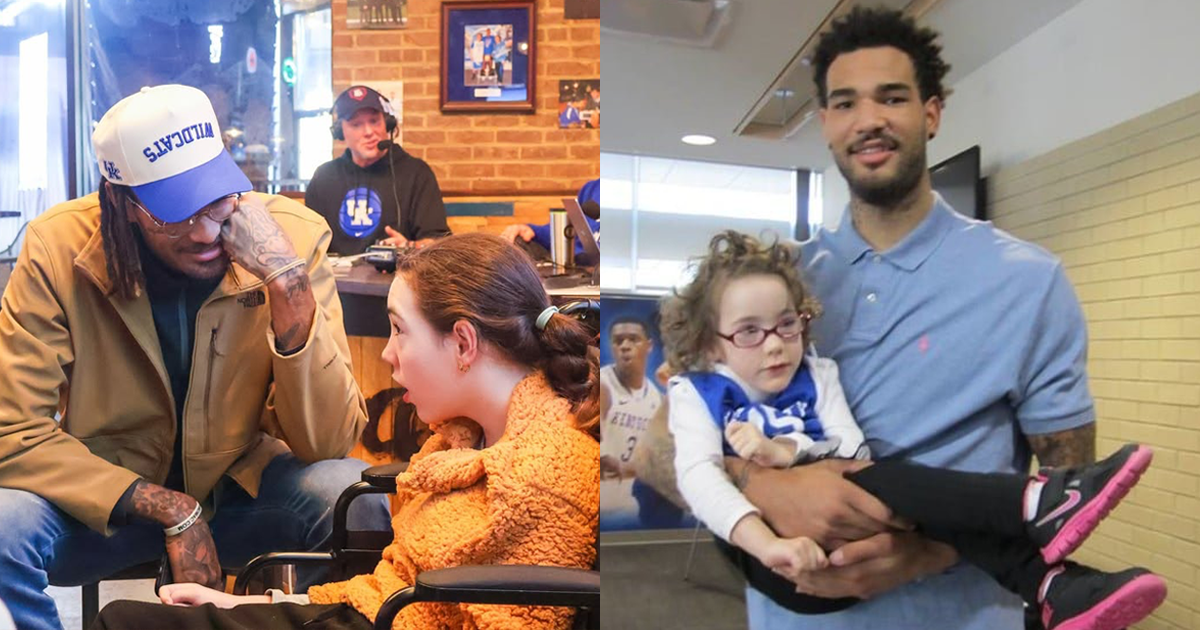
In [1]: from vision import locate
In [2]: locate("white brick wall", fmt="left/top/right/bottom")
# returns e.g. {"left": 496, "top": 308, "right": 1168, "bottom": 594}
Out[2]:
{"left": 990, "top": 91, "right": 1200, "bottom": 630}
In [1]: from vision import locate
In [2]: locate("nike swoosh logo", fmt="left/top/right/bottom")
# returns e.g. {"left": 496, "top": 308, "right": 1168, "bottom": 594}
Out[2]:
{"left": 1035, "top": 489, "right": 1082, "bottom": 528}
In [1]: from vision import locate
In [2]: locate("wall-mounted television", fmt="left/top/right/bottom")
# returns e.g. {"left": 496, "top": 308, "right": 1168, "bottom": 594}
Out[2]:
{"left": 930, "top": 145, "right": 985, "bottom": 220}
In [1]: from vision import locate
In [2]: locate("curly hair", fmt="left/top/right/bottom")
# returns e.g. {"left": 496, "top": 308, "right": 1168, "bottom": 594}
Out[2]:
{"left": 811, "top": 6, "right": 951, "bottom": 108}
{"left": 659, "top": 231, "right": 821, "bottom": 373}
{"left": 396, "top": 232, "right": 599, "bottom": 437}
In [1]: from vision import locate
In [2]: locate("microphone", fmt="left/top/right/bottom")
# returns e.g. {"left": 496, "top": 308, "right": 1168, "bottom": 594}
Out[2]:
{"left": 581, "top": 200, "right": 600, "bottom": 220}
{"left": 376, "top": 139, "right": 393, "bottom": 150}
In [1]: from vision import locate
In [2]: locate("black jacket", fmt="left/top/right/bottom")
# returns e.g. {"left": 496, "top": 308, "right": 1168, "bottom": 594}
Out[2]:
{"left": 305, "top": 146, "right": 450, "bottom": 255}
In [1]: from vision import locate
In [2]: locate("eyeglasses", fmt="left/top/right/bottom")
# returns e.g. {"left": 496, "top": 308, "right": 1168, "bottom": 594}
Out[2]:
{"left": 132, "top": 193, "right": 241, "bottom": 239}
{"left": 716, "top": 312, "right": 810, "bottom": 349}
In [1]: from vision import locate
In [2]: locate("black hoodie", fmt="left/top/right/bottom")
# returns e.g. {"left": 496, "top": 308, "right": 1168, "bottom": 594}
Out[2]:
{"left": 305, "top": 145, "right": 450, "bottom": 255}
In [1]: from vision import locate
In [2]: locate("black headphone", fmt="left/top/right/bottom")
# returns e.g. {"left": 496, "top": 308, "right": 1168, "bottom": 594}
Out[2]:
{"left": 331, "top": 86, "right": 398, "bottom": 140}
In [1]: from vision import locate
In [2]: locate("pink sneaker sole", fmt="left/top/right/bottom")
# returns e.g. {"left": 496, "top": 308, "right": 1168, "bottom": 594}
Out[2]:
{"left": 1052, "top": 573, "right": 1167, "bottom": 630}
{"left": 1042, "top": 446, "right": 1153, "bottom": 564}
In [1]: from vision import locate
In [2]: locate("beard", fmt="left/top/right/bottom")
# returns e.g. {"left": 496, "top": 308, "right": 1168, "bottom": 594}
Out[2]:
{"left": 835, "top": 133, "right": 927, "bottom": 208}
{"left": 187, "top": 253, "right": 231, "bottom": 280}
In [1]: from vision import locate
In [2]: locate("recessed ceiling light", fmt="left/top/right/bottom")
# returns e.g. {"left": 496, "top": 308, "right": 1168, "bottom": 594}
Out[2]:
{"left": 681, "top": 134, "right": 716, "bottom": 146}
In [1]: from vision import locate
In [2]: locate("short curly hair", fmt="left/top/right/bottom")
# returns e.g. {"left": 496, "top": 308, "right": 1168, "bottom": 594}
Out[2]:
{"left": 659, "top": 231, "right": 821, "bottom": 373}
{"left": 811, "top": 6, "right": 951, "bottom": 108}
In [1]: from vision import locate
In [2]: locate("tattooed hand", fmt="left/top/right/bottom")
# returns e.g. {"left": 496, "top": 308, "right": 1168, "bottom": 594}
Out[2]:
{"left": 129, "top": 480, "right": 224, "bottom": 591}
{"left": 219, "top": 194, "right": 316, "bottom": 352}
{"left": 220, "top": 195, "right": 300, "bottom": 281}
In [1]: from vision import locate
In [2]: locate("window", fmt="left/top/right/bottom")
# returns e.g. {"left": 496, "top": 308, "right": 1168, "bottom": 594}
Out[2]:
{"left": 0, "top": 0, "right": 67, "bottom": 258}
{"left": 79, "top": 0, "right": 333, "bottom": 195}
{"left": 600, "top": 153, "right": 802, "bottom": 294}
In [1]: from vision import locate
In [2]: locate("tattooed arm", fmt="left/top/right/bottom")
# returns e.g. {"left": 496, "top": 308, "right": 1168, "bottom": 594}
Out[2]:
{"left": 220, "top": 196, "right": 316, "bottom": 353}
{"left": 1028, "top": 423, "right": 1096, "bottom": 468}
{"left": 264, "top": 266, "right": 316, "bottom": 353}
{"left": 127, "top": 479, "right": 223, "bottom": 590}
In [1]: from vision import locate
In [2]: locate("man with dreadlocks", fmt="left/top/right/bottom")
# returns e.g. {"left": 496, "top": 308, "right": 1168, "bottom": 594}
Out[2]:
{"left": 0, "top": 84, "right": 389, "bottom": 630}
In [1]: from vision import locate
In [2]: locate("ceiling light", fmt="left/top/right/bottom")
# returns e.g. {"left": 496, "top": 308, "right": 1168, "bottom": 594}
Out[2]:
{"left": 681, "top": 134, "right": 716, "bottom": 146}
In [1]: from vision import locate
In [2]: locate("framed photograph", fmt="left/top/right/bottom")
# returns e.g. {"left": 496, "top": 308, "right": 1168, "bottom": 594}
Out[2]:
{"left": 347, "top": 0, "right": 408, "bottom": 29}
{"left": 558, "top": 79, "right": 598, "bottom": 129}
{"left": 440, "top": 1, "right": 536, "bottom": 113}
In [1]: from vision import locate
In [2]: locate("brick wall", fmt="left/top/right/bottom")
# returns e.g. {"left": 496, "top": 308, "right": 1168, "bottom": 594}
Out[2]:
{"left": 989, "top": 92, "right": 1200, "bottom": 630}
{"left": 330, "top": 0, "right": 598, "bottom": 200}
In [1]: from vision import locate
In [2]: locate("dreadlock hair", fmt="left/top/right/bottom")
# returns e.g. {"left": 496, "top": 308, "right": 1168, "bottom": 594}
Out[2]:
{"left": 812, "top": 6, "right": 951, "bottom": 108}
{"left": 98, "top": 182, "right": 145, "bottom": 300}
{"left": 660, "top": 230, "right": 822, "bottom": 373}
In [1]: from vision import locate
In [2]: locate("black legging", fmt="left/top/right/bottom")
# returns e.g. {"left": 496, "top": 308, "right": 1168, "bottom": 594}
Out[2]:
{"left": 724, "top": 459, "right": 1050, "bottom": 613}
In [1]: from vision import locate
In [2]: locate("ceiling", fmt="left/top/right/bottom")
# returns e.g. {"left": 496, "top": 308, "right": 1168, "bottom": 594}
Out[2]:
{"left": 601, "top": 0, "right": 1085, "bottom": 171}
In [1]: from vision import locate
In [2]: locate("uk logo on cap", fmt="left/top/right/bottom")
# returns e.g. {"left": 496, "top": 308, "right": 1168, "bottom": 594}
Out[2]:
{"left": 92, "top": 84, "right": 251, "bottom": 224}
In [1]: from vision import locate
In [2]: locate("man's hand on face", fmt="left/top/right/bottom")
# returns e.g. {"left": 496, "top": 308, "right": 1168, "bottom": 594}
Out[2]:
{"left": 729, "top": 458, "right": 908, "bottom": 549}
{"left": 219, "top": 195, "right": 301, "bottom": 281}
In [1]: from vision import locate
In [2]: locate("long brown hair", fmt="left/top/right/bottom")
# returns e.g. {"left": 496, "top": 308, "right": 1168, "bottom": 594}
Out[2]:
{"left": 98, "top": 182, "right": 145, "bottom": 299}
{"left": 396, "top": 232, "right": 599, "bottom": 435}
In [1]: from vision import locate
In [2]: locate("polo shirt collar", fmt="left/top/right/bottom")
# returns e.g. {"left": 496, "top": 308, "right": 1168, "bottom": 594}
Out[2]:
{"left": 825, "top": 192, "right": 957, "bottom": 271}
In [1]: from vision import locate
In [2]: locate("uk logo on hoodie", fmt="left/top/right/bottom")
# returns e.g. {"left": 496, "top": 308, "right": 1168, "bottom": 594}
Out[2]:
{"left": 340, "top": 187, "right": 382, "bottom": 238}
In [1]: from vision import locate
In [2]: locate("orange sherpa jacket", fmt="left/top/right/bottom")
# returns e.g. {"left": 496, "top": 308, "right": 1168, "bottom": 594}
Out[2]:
{"left": 308, "top": 372, "right": 599, "bottom": 629}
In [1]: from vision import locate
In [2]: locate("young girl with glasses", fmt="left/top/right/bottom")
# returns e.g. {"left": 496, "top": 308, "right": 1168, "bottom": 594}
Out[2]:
{"left": 660, "top": 231, "right": 1165, "bottom": 630}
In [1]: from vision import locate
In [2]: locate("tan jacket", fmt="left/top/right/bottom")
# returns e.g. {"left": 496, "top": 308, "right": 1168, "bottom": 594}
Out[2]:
{"left": 0, "top": 192, "right": 367, "bottom": 534}
{"left": 308, "top": 373, "right": 599, "bottom": 630}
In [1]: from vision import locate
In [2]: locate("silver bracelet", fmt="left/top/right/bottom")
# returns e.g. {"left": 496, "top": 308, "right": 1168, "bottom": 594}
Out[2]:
{"left": 164, "top": 502, "right": 203, "bottom": 537}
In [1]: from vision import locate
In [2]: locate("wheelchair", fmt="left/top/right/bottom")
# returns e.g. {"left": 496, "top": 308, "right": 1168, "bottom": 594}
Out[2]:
{"left": 234, "top": 298, "right": 601, "bottom": 629}
{"left": 233, "top": 462, "right": 600, "bottom": 630}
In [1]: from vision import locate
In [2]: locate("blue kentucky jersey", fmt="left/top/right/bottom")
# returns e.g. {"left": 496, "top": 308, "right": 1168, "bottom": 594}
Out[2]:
{"left": 339, "top": 188, "right": 382, "bottom": 238}
{"left": 686, "top": 367, "right": 826, "bottom": 457}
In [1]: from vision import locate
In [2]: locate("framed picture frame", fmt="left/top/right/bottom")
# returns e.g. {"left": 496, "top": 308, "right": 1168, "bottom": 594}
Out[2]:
{"left": 440, "top": 0, "right": 536, "bottom": 113}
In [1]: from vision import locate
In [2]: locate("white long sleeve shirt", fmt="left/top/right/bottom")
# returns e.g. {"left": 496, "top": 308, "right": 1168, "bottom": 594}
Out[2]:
{"left": 668, "top": 356, "right": 866, "bottom": 541}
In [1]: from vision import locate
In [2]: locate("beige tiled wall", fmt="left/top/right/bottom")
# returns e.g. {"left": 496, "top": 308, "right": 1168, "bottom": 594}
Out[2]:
{"left": 988, "top": 93, "right": 1200, "bottom": 630}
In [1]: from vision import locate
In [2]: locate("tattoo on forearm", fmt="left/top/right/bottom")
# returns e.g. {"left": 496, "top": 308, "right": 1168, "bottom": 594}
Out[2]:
{"left": 283, "top": 269, "right": 310, "bottom": 301}
{"left": 166, "top": 520, "right": 223, "bottom": 588}
{"left": 276, "top": 324, "right": 303, "bottom": 350}
{"left": 1028, "top": 424, "right": 1096, "bottom": 468}
{"left": 129, "top": 480, "right": 193, "bottom": 524}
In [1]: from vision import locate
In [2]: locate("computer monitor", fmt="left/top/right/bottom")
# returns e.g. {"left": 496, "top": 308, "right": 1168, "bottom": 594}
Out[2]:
{"left": 562, "top": 197, "right": 600, "bottom": 266}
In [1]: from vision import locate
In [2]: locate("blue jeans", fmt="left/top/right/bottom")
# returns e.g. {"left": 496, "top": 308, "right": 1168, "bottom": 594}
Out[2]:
{"left": 0, "top": 454, "right": 390, "bottom": 630}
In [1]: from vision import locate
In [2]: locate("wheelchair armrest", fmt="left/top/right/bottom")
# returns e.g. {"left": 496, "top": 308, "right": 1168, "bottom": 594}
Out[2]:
{"left": 361, "top": 461, "right": 410, "bottom": 492}
{"left": 374, "top": 565, "right": 599, "bottom": 630}
{"left": 232, "top": 551, "right": 335, "bottom": 595}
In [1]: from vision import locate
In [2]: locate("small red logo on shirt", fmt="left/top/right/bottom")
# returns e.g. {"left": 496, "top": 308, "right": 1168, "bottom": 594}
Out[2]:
{"left": 918, "top": 335, "right": 930, "bottom": 353}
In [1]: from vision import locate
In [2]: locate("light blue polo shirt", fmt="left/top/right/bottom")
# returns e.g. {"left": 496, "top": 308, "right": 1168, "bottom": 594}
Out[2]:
{"left": 752, "top": 194, "right": 1095, "bottom": 630}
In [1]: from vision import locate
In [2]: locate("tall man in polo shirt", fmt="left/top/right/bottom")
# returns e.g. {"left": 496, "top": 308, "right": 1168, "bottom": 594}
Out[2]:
{"left": 0, "top": 85, "right": 388, "bottom": 630}
{"left": 730, "top": 8, "right": 1097, "bottom": 629}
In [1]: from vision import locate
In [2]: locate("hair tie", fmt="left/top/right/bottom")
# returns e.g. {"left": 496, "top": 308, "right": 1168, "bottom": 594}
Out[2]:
{"left": 535, "top": 305, "right": 559, "bottom": 331}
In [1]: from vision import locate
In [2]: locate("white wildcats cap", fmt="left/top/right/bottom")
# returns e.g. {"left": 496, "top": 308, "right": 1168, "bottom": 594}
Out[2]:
{"left": 93, "top": 84, "right": 251, "bottom": 223}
